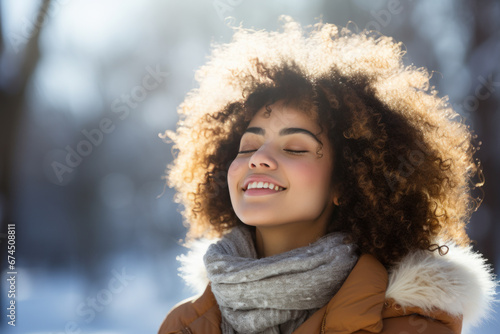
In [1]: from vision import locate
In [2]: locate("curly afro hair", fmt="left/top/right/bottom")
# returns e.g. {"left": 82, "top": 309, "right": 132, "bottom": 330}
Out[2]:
{"left": 162, "top": 17, "right": 483, "bottom": 267}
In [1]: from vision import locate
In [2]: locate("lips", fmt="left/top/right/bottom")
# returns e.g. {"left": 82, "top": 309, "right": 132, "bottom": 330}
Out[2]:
{"left": 242, "top": 176, "right": 286, "bottom": 192}
{"left": 246, "top": 181, "right": 285, "bottom": 191}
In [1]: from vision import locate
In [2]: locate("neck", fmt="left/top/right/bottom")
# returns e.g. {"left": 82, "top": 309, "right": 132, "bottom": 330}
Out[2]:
{"left": 255, "top": 220, "right": 328, "bottom": 258}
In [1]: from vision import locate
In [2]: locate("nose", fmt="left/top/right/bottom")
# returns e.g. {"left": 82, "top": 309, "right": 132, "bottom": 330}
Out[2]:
{"left": 248, "top": 146, "right": 277, "bottom": 169}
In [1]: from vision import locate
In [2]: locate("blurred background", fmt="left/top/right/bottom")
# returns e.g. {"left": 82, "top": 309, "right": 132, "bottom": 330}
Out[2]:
{"left": 0, "top": 0, "right": 498, "bottom": 333}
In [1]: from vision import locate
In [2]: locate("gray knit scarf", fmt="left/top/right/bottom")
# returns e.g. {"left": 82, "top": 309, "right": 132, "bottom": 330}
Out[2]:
{"left": 204, "top": 225, "right": 358, "bottom": 334}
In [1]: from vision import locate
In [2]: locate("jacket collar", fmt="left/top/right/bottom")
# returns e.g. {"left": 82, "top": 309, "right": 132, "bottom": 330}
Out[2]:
{"left": 321, "top": 254, "right": 387, "bottom": 333}
{"left": 385, "top": 242, "right": 497, "bottom": 332}
{"left": 178, "top": 238, "right": 497, "bottom": 331}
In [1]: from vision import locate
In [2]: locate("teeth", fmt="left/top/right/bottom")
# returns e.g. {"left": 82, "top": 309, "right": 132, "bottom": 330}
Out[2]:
{"left": 246, "top": 181, "right": 284, "bottom": 191}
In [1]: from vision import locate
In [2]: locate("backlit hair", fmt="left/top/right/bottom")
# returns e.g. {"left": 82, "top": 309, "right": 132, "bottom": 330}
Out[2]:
{"left": 162, "top": 17, "right": 482, "bottom": 266}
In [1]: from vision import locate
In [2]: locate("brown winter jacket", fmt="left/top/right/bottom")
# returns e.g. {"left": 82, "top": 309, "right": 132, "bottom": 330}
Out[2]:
{"left": 159, "top": 254, "right": 467, "bottom": 334}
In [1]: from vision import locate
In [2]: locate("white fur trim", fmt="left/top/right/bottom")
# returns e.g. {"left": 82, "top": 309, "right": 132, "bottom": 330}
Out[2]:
{"left": 386, "top": 243, "right": 497, "bottom": 329}
{"left": 177, "top": 238, "right": 216, "bottom": 293}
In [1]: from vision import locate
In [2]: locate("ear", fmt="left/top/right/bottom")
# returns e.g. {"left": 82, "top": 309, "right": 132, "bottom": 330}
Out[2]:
{"left": 331, "top": 188, "right": 340, "bottom": 206}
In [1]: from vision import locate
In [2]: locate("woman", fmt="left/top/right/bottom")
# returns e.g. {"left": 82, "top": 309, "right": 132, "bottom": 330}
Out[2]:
{"left": 159, "top": 17, "right": 496, "bottom": 333}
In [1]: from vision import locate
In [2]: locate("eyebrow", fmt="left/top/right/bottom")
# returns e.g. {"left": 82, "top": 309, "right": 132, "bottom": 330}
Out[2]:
{"left": 244, "top": 127, "right": 323, "bottom": 145}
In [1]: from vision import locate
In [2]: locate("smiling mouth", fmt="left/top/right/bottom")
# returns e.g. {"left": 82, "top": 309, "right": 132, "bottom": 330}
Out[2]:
{"left": 244, "top": 181, "right": 286, "bottom": 192}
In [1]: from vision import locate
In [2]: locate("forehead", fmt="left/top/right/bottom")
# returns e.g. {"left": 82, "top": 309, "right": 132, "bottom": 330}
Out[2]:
{"left": 248, "top": 103, "right": 320, "bottom": 132}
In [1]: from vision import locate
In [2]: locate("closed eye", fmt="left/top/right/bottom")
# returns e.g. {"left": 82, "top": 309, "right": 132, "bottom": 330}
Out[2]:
{"left": 238, "top": 149, "right": 308, "bottom": 155}
{"left": 237, "top": 149, "right": 257, "bottom": 154}
{"left": 284, "top": 149, "right": 308, "bottom": 154}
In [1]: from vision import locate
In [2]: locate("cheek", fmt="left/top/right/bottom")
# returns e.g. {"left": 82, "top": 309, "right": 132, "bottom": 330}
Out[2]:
{"left": 227, "top": 158, "right": 246, "bottom": 191}
{"left": 294, "top": 161, "right": 328, "bottom": 183}
{"left": 291, "top": 160, "right": 333, "bottom": 196}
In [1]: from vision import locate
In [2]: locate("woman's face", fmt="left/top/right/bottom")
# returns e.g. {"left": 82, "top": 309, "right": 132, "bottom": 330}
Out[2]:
{"left": 227, "top": 102, "right": 338, "bottom": 229}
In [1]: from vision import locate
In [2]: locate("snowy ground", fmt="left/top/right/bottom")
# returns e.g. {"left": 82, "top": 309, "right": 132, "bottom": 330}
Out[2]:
{"left": 1, "top": 261, "right": 498, "bottom": 334}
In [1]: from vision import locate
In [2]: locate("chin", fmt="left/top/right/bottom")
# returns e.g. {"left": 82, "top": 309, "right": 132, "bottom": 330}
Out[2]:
{"left": 239, "top": 219, "right": 279, "bottom": 227}
{"left": 237, "top": 214, "right": 286, "bottom": 227}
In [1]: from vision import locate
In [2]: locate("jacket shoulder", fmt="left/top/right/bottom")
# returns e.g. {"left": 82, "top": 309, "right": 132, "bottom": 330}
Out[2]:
{"left": 158, "top": 285, "right": 221, "bottom": 334}
{"left": 379, "top": 303, "right": 461, "bottom": 334}
{"left": 385, "top": 243, "right": 497, "bottom": 331}
{"left": 352, "top": 314, "right": 457, "bottom": 334}
{"left": 321, "top": 254, "right": 462, "bottom": 334}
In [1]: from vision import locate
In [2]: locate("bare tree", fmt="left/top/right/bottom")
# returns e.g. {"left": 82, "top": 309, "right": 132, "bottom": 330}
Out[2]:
{"left": 0, "top": 0, "right": 52, "bottom": 325}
